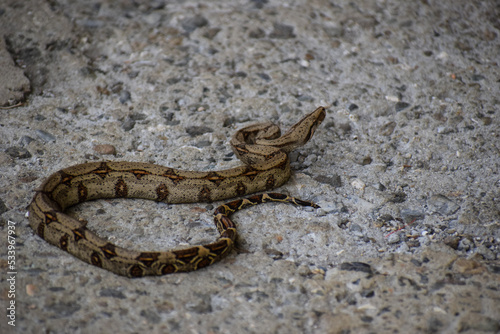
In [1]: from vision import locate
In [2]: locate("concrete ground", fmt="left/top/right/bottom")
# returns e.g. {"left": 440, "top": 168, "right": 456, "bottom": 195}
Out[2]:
{"left": 0, "top": 0, "right": 499, "bottom": 333}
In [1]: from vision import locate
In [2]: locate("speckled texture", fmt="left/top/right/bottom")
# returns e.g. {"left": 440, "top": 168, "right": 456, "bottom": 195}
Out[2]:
{"left": 0, "top": 0, "right": 499, "bottom": 333}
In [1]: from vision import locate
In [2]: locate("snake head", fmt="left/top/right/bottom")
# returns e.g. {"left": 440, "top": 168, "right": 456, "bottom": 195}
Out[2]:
{"left": 262, "top": 106, "right": 327, "bottom": 152}
{"left": 302, "top": 106, "right": 326, "bottom": 142}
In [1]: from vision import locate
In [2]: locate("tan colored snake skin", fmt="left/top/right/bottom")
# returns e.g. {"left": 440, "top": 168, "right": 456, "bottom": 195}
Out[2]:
{"left": 28, "top": 107, "right": 326, "bottom": 277}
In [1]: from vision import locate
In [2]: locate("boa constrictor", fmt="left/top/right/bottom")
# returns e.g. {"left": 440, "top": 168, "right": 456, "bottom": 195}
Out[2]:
{"left": 28, "top": 107, "right": 326, "bottom": 277}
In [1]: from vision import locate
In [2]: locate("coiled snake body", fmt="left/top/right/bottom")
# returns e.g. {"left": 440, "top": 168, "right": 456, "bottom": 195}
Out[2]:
{"left": 28, "top": 107, "right": 326, "bottom": 277}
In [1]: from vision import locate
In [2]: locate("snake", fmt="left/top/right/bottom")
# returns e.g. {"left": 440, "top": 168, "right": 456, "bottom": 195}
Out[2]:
{"left": 28, "top": 107, "right": 326, "bottom": 277}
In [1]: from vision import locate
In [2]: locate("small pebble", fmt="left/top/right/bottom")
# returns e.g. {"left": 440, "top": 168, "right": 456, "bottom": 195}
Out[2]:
{"left": 436, "top": 51, "right": 449, "bottom": 60}
{"left": 122, "top": 119, "right": 136, "bottom": 131}
{"left": 385, "top": 95, "right": 400, "bottom": 102}
{"left": 129, "top": 112, "right": 147, "bottom": 121}
{"left": 5, "top": 146, "right": 31, "bottom": 159}
{"left": 443, "top": 236, "right": 460, "bottom": 249}
{"left": 256, "top": 73, "right": 271, "bottom": 81}
{"left": 269, "top": 23, "right": 296, "bottom": 39}
{"left": 94, "top": 144, "right": 116, "bottom": 155}
{"left": 249, "top": 28, "right": 265, "bottom": 39}
{"left": 314, "top": 175, "right": 342, "bottom": 188}
{"left": 186, "top": 126, "right": 214, "bottom": 137}
{"left": 479, "top": 117, "right": 492, "bottom": 125}
{"left": 457, "top": 238, "right": 473, "bottom": 251}
{"left": 99, "top": 288, "right": 127, "bottom": 299}
{"left": 427, "top": 194, "right": 460, "bottom": 215}
{"left": 26, "top": 284, "right": 38, "bottom": 296}
{"left": 339, "top": 262, "right": 373, "bottom": 274}
{"left": 19, "top": 135, "right": 35, "bottom": 146}
{"left": 299, "top": 59, "right": 310, "bottom": 67}
{"left": 400, "top": 209, "right": 425, "bottom": 221}
{"left": 387, "top": 233, "right": 400, "bottom": 244}
{"left": 181, "top": 15, "right": 208, "bottom": 33}
{"left": 471, "top": 74, "right": 485, "bottom": 81}
{"left": 348, "top": 103, "right": 359, "bottom": 111}
{"left": 203, "top": 27, "right": 221, "bottom": 40}
{"left": 437, "top": 126, "right": 453, "bottom": 134}
{"left": 36, "top": 129, "right": 56, "bottom": 142}
{"left": 395, "top": 102, "right": 410, "bottom": 112}
{"left": 296, "top": 94, "right": 314, "bottom": 102}
{"left": 119, "top": 90, "right": 131, "bottom": 104}
{"left": 351, "top": 179, "right": 366, "bottom": 191}
{"left": 348, "top": 114, "right": 359, "bottom": 122}
{"left": 349, "top": 223, "right": 364, "bottom": 237}
{"left": 379, "top": 121, "right": 396, "bottom": 136}
{"left": 361, "top": 156, "right": 372, "bottom": 165}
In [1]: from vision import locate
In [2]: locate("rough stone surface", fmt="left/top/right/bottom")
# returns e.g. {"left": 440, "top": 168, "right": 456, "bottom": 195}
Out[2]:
{"left": 0, "top": 38, "right": 30, "bottom": 106}
{"left": 0, "top": 0, "right": 499, "bottom": 333}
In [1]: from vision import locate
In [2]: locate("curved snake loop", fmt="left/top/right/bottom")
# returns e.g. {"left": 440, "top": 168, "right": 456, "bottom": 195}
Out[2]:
{"left": 28, "top": 107, "right": 326, "bottom": 277}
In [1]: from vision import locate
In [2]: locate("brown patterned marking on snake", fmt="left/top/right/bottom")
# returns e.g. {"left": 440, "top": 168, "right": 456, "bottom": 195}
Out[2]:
{"left": 91, "top": 252, "right": 103, "bottom": 268}
{"left": 207, "top": 240, "right": 232, "bottom": 256}
{"left": 204, "top": 172, "right": 224, "bottom": 186}
{"left": 28, "top": 107, "right": 326, "bottom": 277}
{"left": 92, "top": 162, "right": 113, "bottom": 179}
{"left": 219, "top": 215, "right": 236, "bottom": 230}
{"left": 213, "top": 205, "right": 228, "bottom": 216}
{"left": 155, "top": 183, "right": 169, "bottom": 202}
{"left": 60, "top": 234, "right": 69, "bottom": 251}
{"left": 224, "top": 199, "right": 245, "bottom": 212}
{"left": 100, "top": 243, "right": 118, "bottom": 259}
{"left": 59, "top": 171, "right": 75, "bottom": 186}
{"left": 174, "top": 247, "right": 202, "bottom": 264}
{"left": 77, "top": 182, "right": 88, "bottom": 203}
{"left": 266, "top": 193, "right": 288, "bottom": 201}
{"left": 264, "top": 151, "right": 281, "bottom": 161}
{"left": 130, "top": 169, "right": 151, "bottom": 180}
{"left": 115, "top": 178, "right": 128, "bottom": 198}
{"left": 220, "top": 228, "right": 236, "bottom": 240}
{"left": 37, "top": 222, "right": 46, "bottom": 238}
{"left": 214, "top": 219, "right": 224, "bottom": 233}
{"left": 73, "top": 227, "right": 86, "bottom": 242}
{"left": 161, "top": 168, "right": 185, "bottom": 185}
{"left": 277, "top": 159, "right": 288, "bottom": 170}
{"left": 44, "top": 211, "right": 58, "bottom": 224}
{"left": 265, "top": 175, "right": 275, "bottom": 189}
{"left": 129, "top": 264, "right": 145, "bottom": 278}
{"left": 245, "top": 195, "right": 262, "bottom": 203}
{"left": 137, "top": 252, "right": 160, "bottom": 267}
{"left": 161, "top": 264, "right": 177, "bottom": 275}
{"left": 214, "top": 215, "right": 235, "bottom": 233}
{"left": 198, "top": 186, "right": 212, "bottom": 203}
{"left": 232, "top": 144, "right": 250, "bottom": 156}
{"left": 240, "top": 167, "right": 259, "bottom": 181}
{"left": 236, "top": 181, "right": 247, "bottom": 197}
{"left": 195, "top": 257, "right": 213, "bottom": 269}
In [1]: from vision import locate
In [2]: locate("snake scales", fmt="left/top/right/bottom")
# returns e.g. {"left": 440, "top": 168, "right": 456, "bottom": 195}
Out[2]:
{"left": 28, "top": 107, "right": 326, "bottom": 277}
